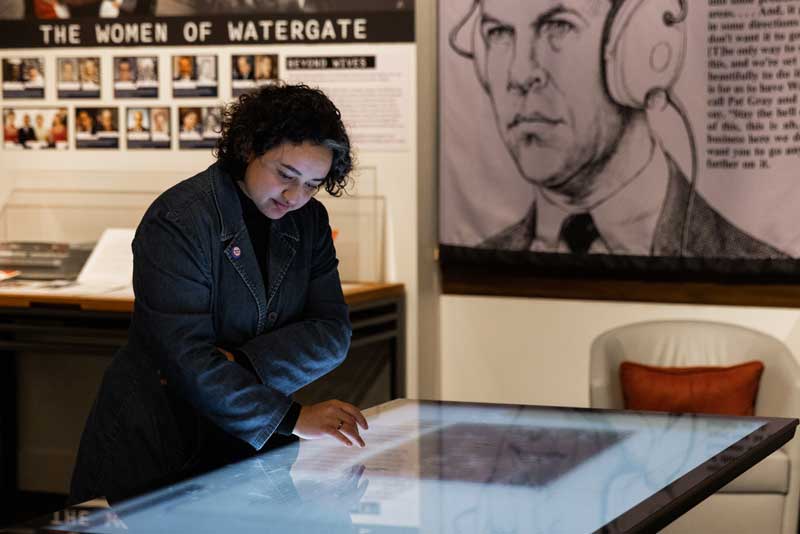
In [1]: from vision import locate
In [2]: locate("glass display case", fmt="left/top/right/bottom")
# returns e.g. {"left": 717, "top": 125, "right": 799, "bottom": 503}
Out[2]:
{"left": 0, "top": 181, "right": 386, "bottom": 283}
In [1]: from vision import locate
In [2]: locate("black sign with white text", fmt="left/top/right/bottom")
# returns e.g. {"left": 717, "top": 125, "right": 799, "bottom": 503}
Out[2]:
{"left": 285, "top": 56, "right": 376, "bottom": 70}
{"left": 0, "top": 13, "right": 414, "bottom": 48}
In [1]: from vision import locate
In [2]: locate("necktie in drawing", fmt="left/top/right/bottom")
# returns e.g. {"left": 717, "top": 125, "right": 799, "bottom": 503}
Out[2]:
{"left": 560, "top": 213, "right": 599, "bottom": 254}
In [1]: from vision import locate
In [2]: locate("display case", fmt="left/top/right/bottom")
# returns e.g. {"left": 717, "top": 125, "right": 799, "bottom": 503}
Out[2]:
{"left": 0, "top": 180, "right": 386, "bottom": 283}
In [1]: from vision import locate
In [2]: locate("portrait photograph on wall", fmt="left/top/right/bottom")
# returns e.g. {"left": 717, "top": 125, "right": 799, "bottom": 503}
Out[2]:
{"left": 255, "top": 54, "right": 279, "bottom": 86}
{"left": 231, "top": 54, "right": 256, "bottom": 96}
{"left": 2, "top": 57, "right": 44, "bottom": 99}
{"left": 114, "top": 56, "right": 159, "bottom": 98}
{"left": 172, "top": 55, "right": 217, "bottom": 98}
{"left": 126, "top": 107, "right": 170, "bottom": 149}
{"left": 439, "top": 0, "right": 800, "bottom": 293}
{"left": 3, "top": 107, "right": 67, "bottom": 149}
{"left": 231, "top": 53, "right": 280, "bottom": 96}
{"left": 75, "top": 107, "right": 119, "bottom": 149}
{"left": 57, "top": 57, "right": 100, "bottom": 98}
{"left": 178, "top": 106, "right": 220, "bottom": 149}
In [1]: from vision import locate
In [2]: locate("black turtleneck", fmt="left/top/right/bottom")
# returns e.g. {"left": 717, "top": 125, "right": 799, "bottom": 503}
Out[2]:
{"left": 235, "top": 182, "right": 271, "bottom": 287}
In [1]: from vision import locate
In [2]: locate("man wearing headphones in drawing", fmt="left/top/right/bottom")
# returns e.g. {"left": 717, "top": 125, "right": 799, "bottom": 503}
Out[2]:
{"left": 451, "top": 0, "right": 786, "bottom": 257}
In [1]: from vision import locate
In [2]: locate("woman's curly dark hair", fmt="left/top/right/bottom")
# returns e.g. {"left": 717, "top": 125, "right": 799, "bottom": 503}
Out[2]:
{"left": 215, "top": 83, "right": 352, "bottom": 197}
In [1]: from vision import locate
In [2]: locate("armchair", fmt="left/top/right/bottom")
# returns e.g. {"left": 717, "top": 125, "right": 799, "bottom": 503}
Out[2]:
{"left": 590, "top": 320, "right": 800, "bottom": 534}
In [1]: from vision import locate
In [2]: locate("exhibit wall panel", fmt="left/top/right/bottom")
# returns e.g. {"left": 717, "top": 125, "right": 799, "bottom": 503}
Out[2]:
{"left": 0, "top": 40, "right": 419, "bottom": 394}
{"left": 0, "top": 7, "right": 420, "bottom": 493}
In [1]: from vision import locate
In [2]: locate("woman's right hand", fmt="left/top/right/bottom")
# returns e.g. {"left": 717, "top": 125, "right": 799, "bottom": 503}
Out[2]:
{"left": 293, "top": 400, "right": 369, "bottom": 448}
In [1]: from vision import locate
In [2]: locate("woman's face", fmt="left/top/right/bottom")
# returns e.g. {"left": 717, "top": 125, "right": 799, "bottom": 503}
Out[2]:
{"left": 153, "top": 111, "right": 166, "bottom": 130}
{"left": 78, "top": 112, "right": 92, "bottom": 130}
{"left": 257, "top": 56, "right": 273, "bottom": 78}
{"left": 183, "top": 111, "right": 198, "bottom": 130}
{"left": 237, "top": 56, "right": 251, "bottom": 76}
{"left": 100, "top": 110, "right": 114, "bottom": 130}
{"left": 241, "top": 141, "right": 333, "bottom": 220}
{"left": 61, "top": 61, "right": 75, "bottom": 81}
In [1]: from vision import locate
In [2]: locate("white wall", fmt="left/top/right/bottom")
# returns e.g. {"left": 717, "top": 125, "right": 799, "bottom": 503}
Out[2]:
{"left": 439, "top": 296, "right": 800, "bottom": 408}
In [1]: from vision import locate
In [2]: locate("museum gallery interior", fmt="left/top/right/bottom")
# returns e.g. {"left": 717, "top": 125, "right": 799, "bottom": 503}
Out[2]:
{"left": 2, "top": 1, "right": 800, "bottom": 533}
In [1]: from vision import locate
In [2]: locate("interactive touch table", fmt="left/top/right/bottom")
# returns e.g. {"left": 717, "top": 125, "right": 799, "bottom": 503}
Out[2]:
{"left": 6, "top": 399, "right": 798, "bottom": 534}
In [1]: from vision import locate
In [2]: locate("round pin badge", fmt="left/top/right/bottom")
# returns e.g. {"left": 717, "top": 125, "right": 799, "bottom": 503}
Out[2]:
{"left": 232, "top": 246, "right": 241, "bottom": 258}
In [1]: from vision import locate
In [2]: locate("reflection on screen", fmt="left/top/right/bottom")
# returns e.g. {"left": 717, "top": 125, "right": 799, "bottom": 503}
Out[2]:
{"left": 53, "top": 400, "right": 764, "bottom": 534}
{"left": 414, "top": 423, "right": 629, "bottom": 486}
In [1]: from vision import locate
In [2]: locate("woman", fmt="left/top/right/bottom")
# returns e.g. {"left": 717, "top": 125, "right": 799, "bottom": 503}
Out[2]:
{"left": 70, "top": 84, "right": 368, "bottom": 504}
{"left": 76, "top": 110, "right": 95, "bottom": 134}
{"left": 49, "top": 113, "right": 67, "bottom": 145}
{"left": 79, "top": 57, "right": 99, "bottom": 85}
{"left": 3, "top": 111, "right": 18, "bottom": 143}
{"left": 34, "top": 114, "right": 49, "bottom": 142}
{"left": 59, "top": 59, "right": 77, "bottom": 83}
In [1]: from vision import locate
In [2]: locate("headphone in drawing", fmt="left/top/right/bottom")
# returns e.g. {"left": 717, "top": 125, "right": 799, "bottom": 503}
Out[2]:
{"left": 448, "top": 0, "right": 688, "bottom": 110}
{"left": 602, "top": 0, "right": 688, "bottom": 109}
{"left": 449, "top": 0, "right": 697, "bottom": 256}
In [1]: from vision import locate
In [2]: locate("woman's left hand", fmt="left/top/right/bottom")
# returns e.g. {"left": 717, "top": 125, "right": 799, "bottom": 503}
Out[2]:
{"left": 293, "top": 400, "right": 369, "bottom": 447}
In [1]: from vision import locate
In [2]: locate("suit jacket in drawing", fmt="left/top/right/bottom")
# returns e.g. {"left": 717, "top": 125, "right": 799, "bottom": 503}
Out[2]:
{"left": 481, "top": 156, "right": 788, "bottom": 259}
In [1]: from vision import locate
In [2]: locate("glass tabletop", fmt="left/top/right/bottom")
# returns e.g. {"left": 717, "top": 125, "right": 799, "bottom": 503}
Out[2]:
{"left": 36, "top": 399, "right": 799, "bottom": 534}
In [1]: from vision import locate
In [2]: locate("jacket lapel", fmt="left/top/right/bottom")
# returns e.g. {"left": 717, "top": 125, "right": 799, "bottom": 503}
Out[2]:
{"left": 224, "top": 228, "right": 267, "bottom": 332}
{"left": 210, "top": 162, "right": 268, "bottom": 332}
{"left": 266, "top": 214, "right": 299, "bottom": 313}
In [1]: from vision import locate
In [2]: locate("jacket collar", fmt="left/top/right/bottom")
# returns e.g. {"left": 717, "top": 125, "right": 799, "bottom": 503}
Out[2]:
{"left": 209, "top": 161, "right": 300, "bottom": 333}
{"left": 209, "top": 160, "right": 300, "bottom": 243}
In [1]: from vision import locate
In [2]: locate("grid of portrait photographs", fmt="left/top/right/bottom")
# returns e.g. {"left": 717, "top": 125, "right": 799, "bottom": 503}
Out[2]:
{"left": 3, "top": 108, "right": 68, "bottom": 150}
{"left": 173, "top": 55, "right": 218, "bottom": 98}
{"left": 0, "top": 51, "right": 283, "bottom": 151}
{"left": 178, "top": 106, "right": 222, "bottom": 149}
{"left": 57, "top": 57, "right": 101, "bottom": 98}
{"left": 2, "top": 58, "right": 45, "bottom": 99}
{"left": 75, "top": 107, "right": 119, "bottom": 149}
{"left": 232, "top": 54, "right": 279, "bottom": 97}
{"left": 126, "top": 107, "right": 170, "bottom": 149}
{"left": 114, "top": 57, "right": 159, "bottom": 98}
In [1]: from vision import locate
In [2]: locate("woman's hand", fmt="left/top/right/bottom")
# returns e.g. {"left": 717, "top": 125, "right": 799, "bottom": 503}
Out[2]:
{"left": 293, "top": 400, "right": 369, "bottom": 447}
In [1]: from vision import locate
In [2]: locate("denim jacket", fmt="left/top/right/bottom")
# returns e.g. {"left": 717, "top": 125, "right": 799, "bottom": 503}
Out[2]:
{"left": 70, "top": 161, "right": 350, "bottom": 503}
{"left": 131, "top": 160, "right": 351, "bottom": 448}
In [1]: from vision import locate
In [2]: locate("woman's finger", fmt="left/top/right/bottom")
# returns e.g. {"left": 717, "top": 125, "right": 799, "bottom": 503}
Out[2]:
{"left": 335, "top": 410, "right": 358, "bottom": 429}
{"left": 328, "top": 427, "right": 353, "bottom": 447}
{"left": 335, "top": 401, "right": 369, "bottom": 430}
{"left": 340, "top": 421, "right": 366, "bottom": 448}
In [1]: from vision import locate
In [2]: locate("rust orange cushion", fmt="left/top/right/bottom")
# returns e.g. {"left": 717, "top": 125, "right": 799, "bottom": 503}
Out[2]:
{"left": 620, "top": 360, "right": 764, "bottom": 416}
